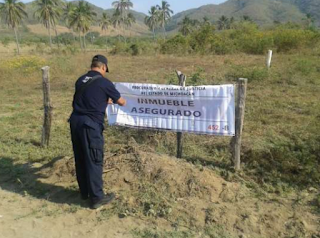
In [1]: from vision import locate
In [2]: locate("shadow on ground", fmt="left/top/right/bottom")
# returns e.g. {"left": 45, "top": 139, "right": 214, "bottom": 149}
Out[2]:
{"left": 0, "top": 156, "right": 88, "bottom": 207}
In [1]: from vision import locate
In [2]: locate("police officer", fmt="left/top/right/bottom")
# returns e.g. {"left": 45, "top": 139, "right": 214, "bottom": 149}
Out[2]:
{"left": 69, "top": 55, "right": 126, "bottom": 209}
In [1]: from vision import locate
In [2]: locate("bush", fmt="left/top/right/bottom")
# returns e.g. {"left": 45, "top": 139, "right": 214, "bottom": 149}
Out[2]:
{"left": 57, "top": 33, "right": 75, "bottom": 45}
{"left": 130, "top": 43, "right": 141, "bottom": 56}
{"left": 273, "top": 29, "right": 318, "bottom": 52}
{"left": 128, "top": 41, "right": 157, "bottom": 56}
{"left": 110, "top": 42, "right": 129, "bottom": 55}
{"left": 227, "top": 22, "right": 274, "bottom": 54}
{"left": 210, "top": 34, "right": 236, "bottom": 55}
{"left": 188, "top": 67, "right": 207, "bottom": 86}
{"left": 109, "top": 41, "right": 157, "bottom": 56}
{"left": 240, "top": 31, "right": 274, "bottom": 54}
{"left": 160, "top": 34, "right": 190, "bottom": 55}
{"left": 189, "top": 25, "right": 215, "bottom": 53}
{"left": 159, "top": 22, "right": 320, "bottom": 56}
{"left": 93, "top": 36, "right": 108, "bottom": 48}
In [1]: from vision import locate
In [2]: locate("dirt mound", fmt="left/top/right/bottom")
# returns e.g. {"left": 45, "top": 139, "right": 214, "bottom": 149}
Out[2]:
{"left": 32, "top": 144, "right": 320, "bottom": 238}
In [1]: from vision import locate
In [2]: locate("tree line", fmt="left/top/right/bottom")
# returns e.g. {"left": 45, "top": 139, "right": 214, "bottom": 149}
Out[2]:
{"left": 0, "top": 0, "right": 175, "bottom": 54}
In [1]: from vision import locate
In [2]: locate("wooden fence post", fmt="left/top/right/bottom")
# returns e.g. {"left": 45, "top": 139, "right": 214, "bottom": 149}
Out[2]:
{"left": 41, "top": 66, "right": 52, "bottom": 147}
{"left": 231, "top": 78, "right": 248, "bottom": 170}
{"left": 175, "top": 70, "right": 186, "bottom": 158}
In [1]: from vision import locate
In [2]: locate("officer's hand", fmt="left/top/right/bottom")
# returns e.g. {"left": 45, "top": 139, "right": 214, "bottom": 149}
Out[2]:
{"left": 108, "top": 98, "right": 114, "bottom": 104}
{"left": 116, "top": 97, "right": 126, "bottom": 106}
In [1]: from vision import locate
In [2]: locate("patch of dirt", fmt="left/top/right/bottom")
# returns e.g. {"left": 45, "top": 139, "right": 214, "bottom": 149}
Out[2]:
{"left": 1, "top": 144, "right": 319, "bottom": 238}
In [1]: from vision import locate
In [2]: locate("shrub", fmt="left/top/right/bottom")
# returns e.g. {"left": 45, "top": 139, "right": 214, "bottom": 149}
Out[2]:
{"left": 93, "top": 36, "right": 108, "bottom": 48}
{"left": 110, "top": 42, "right": 129, "bottom": 55}
{"left": 189, "top": 25, "right": 215, "bottom": 53}
{"left": 228, "top": 22, "right": 274, "bottom": 54}
{"left": 273, "top": 29, "right": 318, "bottom": 52}
{"left": 128, "top": 41, "right": 157, "bottom": 56}
{"left": 160, "top": 34, "right": 190, "bottom": 54}
{"left": 130, "top": 43, "right": 141, "bottom": 56}
{"left": 210, "top": 34, "right": 236, "bottom": 55}
{"left": 189, "top": 67, "right": 207, "bottom": 86}
{"left": 240, "top": 31, "right": 274, "bottom": 54}
{"left": 57, "top": 33, "right": 75, "bottom": 45}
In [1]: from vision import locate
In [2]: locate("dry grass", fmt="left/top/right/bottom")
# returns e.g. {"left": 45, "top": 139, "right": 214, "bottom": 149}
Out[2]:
{"left": 27, "top": 24, "right": 71, "bottom": 35}
{"left": 0, "top": 51, "right": 319, "bottom": 181}
{"left": 26, "top": 23, "right": 149, "bottom": 37}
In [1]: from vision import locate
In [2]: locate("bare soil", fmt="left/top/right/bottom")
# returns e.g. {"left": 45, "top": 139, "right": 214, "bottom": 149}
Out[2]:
{"left": 0, "top": 142, "right": 319, "bottom": 238}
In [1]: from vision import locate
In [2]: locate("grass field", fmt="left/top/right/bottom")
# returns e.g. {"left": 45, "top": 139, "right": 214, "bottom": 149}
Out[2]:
{"left": 0, "top": 48, "right": 319, "bottom": 237}
{"left": 1, "top": 49, "right": 319, "bottom": 184}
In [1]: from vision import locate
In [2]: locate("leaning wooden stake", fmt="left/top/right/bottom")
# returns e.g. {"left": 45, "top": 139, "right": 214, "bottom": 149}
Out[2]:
{"left": 175, "top": 70, "right": 186, "bottom": 158}
{"left": 41, "top": 66, "right": 52, "bottom": 147}
{"left": 231, "top": 78, "right": 248, "bottom": 170}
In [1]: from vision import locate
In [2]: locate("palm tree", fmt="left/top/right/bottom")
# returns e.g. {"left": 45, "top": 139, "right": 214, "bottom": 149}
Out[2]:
{"left": 0, "top": 0, "right": 27, "bottom": 54}
{"left": 112, "top": 0, "right": 133, "bottom": 40}
{"left": 99, "top": 12, "right": 111, "bottom": 45}
{"left": 229, "top": 16, "right": 235, "bottom": 29}
{"left": 125, "top": 13, "right": 135, "bottom": 27}
{"left": 303, "top": 13, "right": 315, "bottom": 28}
{"left": 178, "top": 16, "right": 194, "bottom": 36}
{"left": 217, "top": 15, "right": 229, "bottom": 30}
{"left": 156, "top": 1, "right": 173, "bottom": 38}
{"left": 202, "top": 16, "right": 211, "bottom": 26}
{"left": 112, "top": 0, "right": 133, "bottom": 22}
{"left": 112, "top": 9, "right": 122, "bottom": 40}
{"left": 242, "top": 15, "right": 252, "bottom": 22}
{"left": 69, "top": 1, "right": 96, "bottom": 50}
{"left": 63, "top": 2, "right": 76, "bottom": 41}
{"left": 63, "top": 2, "right": 75, "bottom": 28}
{"left": 144, "top": 6, "right": 159, "bottom": 40}
{"left": 124, "top": 12, "right": 135, "bottom": 39}
{"left": 52, "top": 0, "right": 64, "bottom": 48}
{"left": 33, "top": 0, "right": 62, "bottom": 48}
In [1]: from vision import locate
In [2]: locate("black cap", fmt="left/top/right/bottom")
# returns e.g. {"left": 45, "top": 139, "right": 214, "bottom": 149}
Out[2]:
{"left": 92, "top": 54, "right": 109, "bottom": 72}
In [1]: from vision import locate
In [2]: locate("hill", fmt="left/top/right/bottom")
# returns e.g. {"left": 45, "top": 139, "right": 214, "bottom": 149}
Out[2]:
{"left": 167, "top": 0, "right": 320, "bottom": 31}
{"left": 2, "top": 0, "right": 320, "bottom": 37}
{"left": 22, "top": 0, "right": 148, "bottom": 36}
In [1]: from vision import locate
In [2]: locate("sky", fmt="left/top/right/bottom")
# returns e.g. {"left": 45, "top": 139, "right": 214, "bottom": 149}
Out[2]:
{"left": 21, "top": 0, "right": 227, "bottom": 14}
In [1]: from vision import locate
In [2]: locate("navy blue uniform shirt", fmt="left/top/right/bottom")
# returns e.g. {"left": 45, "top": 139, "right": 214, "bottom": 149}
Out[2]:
{"left": 72, "top": 71, "right": 121, "bottom": 125}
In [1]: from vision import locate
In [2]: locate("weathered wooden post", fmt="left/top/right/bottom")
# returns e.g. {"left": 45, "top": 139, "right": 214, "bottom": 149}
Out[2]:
{"left": 175, "top": 70, "right": 186, "bottom": 158}
{"left": 266, "top": 50, "right": 273, "bottom": 69}
{"left": 41, "top": 66, "right": 52, "bottom": 147}
{"left": 231, "top": 78, "right": 248, "bottom": 170}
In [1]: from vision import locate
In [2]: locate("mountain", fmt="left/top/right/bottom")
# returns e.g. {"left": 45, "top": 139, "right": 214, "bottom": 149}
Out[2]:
{"left": 167, "top": 0, "right": 320, "bottom": 30}
{"left": 3, "top": 0, "right": 319, "bottom": 37}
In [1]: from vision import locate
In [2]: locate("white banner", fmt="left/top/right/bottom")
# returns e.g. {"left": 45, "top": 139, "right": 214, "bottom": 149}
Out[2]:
{"left": 107, "top": 83, "right": 235, "bottom": 136}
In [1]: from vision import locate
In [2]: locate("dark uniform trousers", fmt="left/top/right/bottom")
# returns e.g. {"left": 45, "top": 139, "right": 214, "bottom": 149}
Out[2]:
{"left": 69, "top": 114, "right": 105, "bottom": 203}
